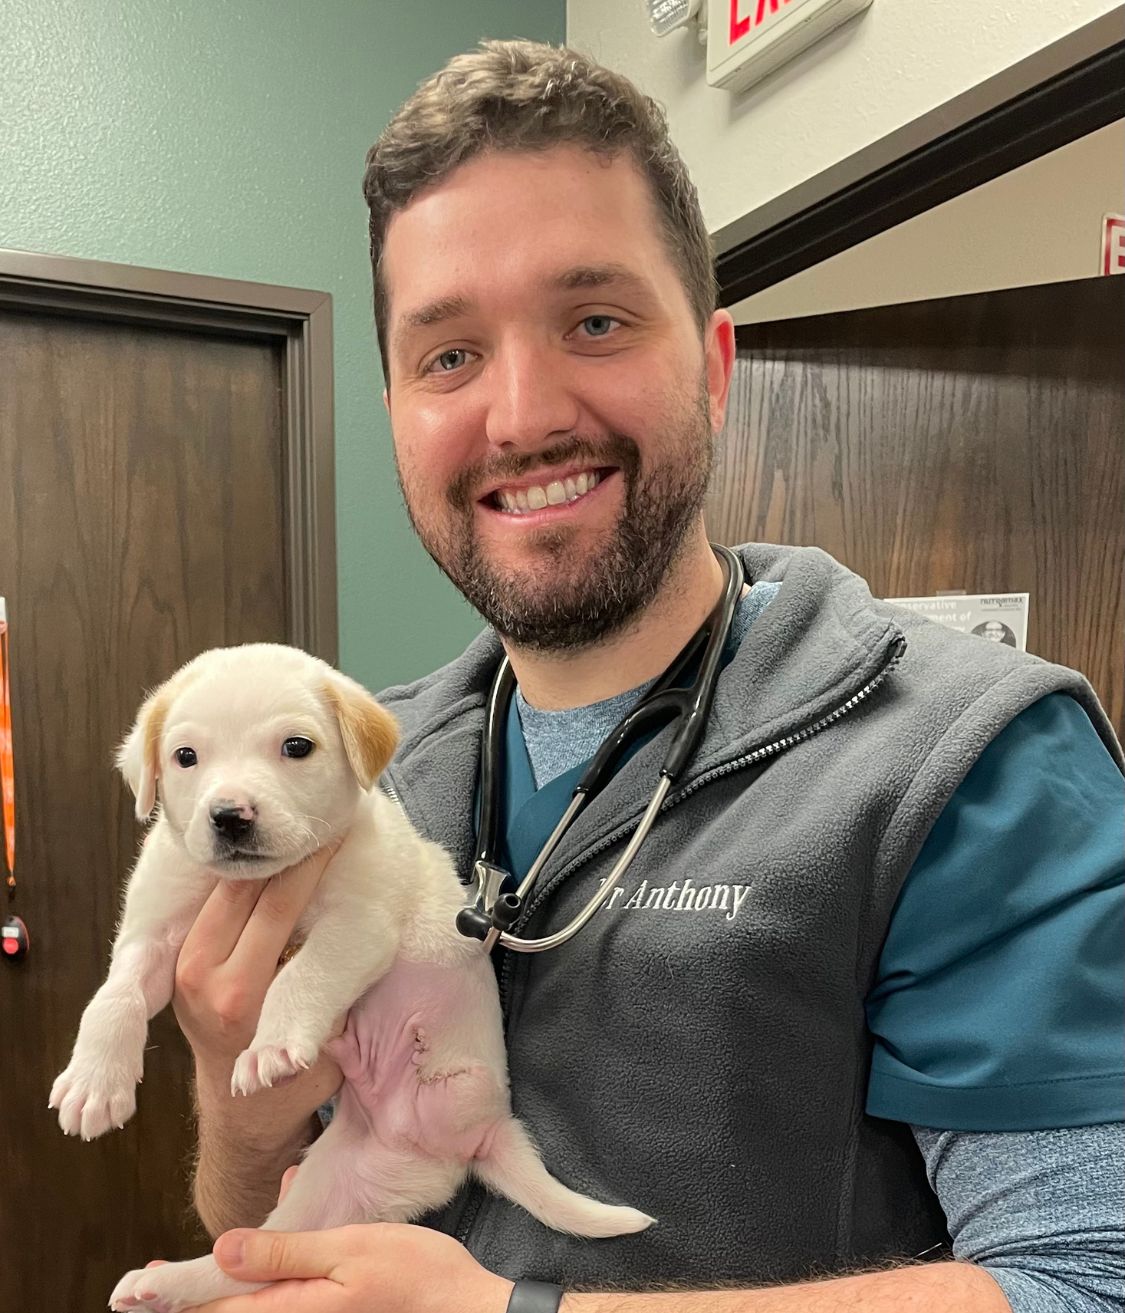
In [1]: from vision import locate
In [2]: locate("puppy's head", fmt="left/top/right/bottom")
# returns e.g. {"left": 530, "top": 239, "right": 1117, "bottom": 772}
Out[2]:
{"left": 118, "top": 644, "right": 397, "bottom": 879}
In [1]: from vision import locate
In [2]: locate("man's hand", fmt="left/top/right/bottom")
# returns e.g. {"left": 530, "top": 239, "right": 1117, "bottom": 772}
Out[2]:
{"left": 177, "top": 847, "right": 345, "bottom": 1235}
{"left": 192, "top": 1222, "right": 514, "bottom": 1313}
{"left": 175, "top": 845, "right": 341, "bottom": 1069}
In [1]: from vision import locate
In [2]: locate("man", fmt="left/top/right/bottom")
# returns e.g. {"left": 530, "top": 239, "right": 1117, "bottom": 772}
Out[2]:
{"left": 174, "top": 41, "right": 1123, "bottom": 1313}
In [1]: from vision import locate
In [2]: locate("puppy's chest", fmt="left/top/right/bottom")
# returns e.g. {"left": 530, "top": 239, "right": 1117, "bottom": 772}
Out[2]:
{"left": 358, "top": 956, "right": 477, "bottom": 1033}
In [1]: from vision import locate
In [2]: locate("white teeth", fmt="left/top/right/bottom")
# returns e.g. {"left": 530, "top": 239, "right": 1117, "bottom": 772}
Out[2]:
{"left": 494, "top": 470, "right": 601, "bottom": 514}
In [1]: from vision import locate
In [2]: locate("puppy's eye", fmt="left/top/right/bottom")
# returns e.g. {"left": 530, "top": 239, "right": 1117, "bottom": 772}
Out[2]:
{"left": 282, "top": 737, "right": 315, "bottom": 760}
{"left": 174, "top": 747, "right": 198, "bottom": 768}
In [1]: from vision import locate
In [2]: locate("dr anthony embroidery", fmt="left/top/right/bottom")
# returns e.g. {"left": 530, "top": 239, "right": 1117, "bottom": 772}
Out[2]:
{"left": 601, "top": 877, "right": 753, "bottom": 920}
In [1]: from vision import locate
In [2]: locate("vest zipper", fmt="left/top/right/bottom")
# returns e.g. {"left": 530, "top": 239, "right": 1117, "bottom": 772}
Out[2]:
{"left": 460, "top": 634, "right": 906, "bottom": 1249}
{"left": 380, "top": 780, "right": 404, "bottom": 811}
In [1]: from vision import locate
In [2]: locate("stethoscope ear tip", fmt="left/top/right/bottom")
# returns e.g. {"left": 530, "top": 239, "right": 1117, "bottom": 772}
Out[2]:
{"left": 492, "top": 891, "right": 522, "bottom": 931}
{"left": 455, "top": 906, "right": 494, "bottom": 942}
{"left": 456, "top": 892, "right": 523, "bottom": 943}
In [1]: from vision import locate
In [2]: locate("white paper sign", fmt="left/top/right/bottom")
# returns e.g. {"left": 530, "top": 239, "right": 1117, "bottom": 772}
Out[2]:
{"left": 887, "top": 592, "right": 1030, "bottom": 651}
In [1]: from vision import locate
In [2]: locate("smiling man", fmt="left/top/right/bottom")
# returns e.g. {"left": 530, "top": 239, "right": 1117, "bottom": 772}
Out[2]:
{"left": 180, "top": 40, "right": 1124, "bottom": 1313}
{"left": 382, "top": 141, "right": 730, "bottom": 707}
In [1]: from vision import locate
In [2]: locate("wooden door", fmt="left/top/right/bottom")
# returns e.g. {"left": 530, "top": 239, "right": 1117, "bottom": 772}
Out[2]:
{"left": 709, "top": 276, "right": 1125, "bottom": 731}
{"left": 0, "top": 301, "right": 308, "bottom": 1306}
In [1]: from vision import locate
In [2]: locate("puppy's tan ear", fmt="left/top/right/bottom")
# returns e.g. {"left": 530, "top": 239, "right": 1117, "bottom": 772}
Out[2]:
{"left": 116, "top": 682, "right": 174, "bottom": 821}
{"left": 323, "top": 673, "right": 399, "bottom": 790}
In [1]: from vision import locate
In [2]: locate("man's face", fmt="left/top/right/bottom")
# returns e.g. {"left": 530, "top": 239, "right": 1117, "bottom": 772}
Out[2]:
{"left": 382, "top": 145, "right": 734, "bottom": 650}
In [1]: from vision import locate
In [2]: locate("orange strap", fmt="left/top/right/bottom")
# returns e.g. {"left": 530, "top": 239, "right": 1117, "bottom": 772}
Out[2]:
{"left": 0, "top": 603, "right": 14, "bottom": 893}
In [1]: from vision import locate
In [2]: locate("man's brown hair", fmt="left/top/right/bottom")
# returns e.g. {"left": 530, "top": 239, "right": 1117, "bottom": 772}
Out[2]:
{"left": 363, "top": 39, "right": 716, "bottom": 379}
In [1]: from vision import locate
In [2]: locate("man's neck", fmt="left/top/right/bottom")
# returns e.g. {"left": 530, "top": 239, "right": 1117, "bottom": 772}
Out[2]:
{"left": 505, "top": 529, "right": 727, "bottom": 711}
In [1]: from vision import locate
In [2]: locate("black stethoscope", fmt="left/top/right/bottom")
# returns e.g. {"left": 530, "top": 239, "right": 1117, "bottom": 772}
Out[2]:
{"left": 456, "top": 543, "right": 744, "bottom": 954}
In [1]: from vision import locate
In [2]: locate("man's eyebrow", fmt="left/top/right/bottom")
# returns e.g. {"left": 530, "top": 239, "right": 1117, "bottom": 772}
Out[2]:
{"left": 392, "top": 267, "right": 651, "bottom": 350}
{"left": 394, "top": 295, "right": 473, "bottom": 344}
{"left": 552, "top": 264, "right": 650, "bottom": 293}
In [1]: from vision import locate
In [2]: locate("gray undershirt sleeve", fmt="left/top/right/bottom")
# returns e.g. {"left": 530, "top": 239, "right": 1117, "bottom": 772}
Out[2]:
{"left": 913, "top": 1123, "right": 1124, "bottom": 1312}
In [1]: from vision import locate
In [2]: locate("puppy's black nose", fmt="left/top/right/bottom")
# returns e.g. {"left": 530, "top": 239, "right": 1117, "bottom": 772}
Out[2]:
{"left": 209, "top": 803, "right": 256, "bottom": 842}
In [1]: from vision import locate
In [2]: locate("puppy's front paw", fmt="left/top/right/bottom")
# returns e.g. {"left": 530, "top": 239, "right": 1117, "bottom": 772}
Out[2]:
{"left": 49, "top": 1054, "right": 138, "bottom": 1140}
{"left": 230, "top": 1037, "right": 318, "bottom": 1096}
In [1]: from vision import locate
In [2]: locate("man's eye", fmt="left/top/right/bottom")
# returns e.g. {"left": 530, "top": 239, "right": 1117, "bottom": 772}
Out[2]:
{"left": 282, "top": 737, "right": 315, "bottom": 759}
{"left": 174, "top": 747, "right": 198, "bottom": 768}
{"left": 579, "top": 315, "right": 619, "bottom": 338}
{"left": 427, "top": 348, "right": 470, "bottom": 373}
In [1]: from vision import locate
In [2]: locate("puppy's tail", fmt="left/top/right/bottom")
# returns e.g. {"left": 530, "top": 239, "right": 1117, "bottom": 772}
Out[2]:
{"left": 472, "top": 1116, "right": 655, "bottom": 1238}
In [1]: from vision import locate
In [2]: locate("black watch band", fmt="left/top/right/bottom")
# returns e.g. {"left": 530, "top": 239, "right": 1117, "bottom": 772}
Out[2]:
{"left": 506, "top": 1278, "right": 564, "bottom": 1312}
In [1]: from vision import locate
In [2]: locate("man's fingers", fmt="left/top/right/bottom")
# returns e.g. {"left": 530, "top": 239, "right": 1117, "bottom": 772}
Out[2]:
{"left": 179, "top": 879, "right": 265, "bottom": 971}
{"left": 213, "top": 1225, "right": 351, "bottom": 1283}
{"left": 192, "top": 1279, "right": 335, "bottom": 1313}
{"left": 224, "top": 846, "right": 337, "bottom": 978}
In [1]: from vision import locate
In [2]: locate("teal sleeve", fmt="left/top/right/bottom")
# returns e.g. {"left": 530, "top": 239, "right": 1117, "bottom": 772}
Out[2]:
{"left": 865, "top": 693, "right": 1124, "bottom": 1131}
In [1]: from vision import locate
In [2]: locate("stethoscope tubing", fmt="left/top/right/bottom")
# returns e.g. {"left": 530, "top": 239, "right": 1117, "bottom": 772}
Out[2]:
{"left": 465, "top": 543, "right": 743, "bottom": 954}
{"left": 485, "top": 775, "right": 673, "bottom": 954}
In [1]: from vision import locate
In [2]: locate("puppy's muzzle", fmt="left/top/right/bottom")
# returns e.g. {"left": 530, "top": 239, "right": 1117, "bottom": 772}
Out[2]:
{"left": 209, "top": 801, "right": 257, "bottom": 843}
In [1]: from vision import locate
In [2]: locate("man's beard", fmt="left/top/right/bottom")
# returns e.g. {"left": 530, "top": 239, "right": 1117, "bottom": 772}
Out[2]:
{"left": 398, "top": 386, "right": 714, "bottom": 652}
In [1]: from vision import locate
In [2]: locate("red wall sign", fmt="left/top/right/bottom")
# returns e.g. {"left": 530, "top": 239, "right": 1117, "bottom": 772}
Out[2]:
{"left": 730, "top": 0, "right": 795, "bottom": 44}
{"left": 1102, "top": 215, "right": 1125, "bottom": 276}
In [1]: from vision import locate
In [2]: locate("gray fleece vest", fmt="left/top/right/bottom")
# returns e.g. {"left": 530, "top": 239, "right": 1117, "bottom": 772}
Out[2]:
{"left": 378, "top": 544, "right": 1122, "bottom": 1290}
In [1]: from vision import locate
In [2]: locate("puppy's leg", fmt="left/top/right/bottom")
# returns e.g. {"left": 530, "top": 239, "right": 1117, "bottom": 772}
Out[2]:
{"left": 108, "top": 1112, "right": 367, "bottom": 1312}
{"left": 109, "top": 1095, "right": 462, "bottom": 1313}
{"left": 50, "top": 841, "right": 210, "bottom": 1139}
{"left": 109, "top": 1255, "right": 253, "bottom": 1313}
{"left": 230, "top": 903, "right": 397, "bottom": 1097}
{"left": 266, "top": 1091, "right": 466, "bottom": 1230}
{"left": 50, "top": 938, "right": 175, "bottom": 1139}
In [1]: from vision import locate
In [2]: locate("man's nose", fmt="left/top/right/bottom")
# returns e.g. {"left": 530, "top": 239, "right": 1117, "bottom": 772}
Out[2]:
{"left": 483, "top": 339, "right": 580, "bottom": 451}
{"left": 209, "top": 801, "right": 257, "bottom": 841}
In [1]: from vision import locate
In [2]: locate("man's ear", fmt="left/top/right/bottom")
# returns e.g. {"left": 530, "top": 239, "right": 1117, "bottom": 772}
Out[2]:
{"left": 322, "top": 672, "right": 399, "bottom": 790}
{"left": 116, "top": 681, "right": 175, "bottom": 821}
{"left": 704, "top": 307, "right": 737, "bottom": 433}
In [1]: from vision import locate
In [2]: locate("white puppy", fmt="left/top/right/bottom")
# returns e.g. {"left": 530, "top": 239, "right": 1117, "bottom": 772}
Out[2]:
{"left": 49, "top": 643, "right": 652, "bottom": 1313}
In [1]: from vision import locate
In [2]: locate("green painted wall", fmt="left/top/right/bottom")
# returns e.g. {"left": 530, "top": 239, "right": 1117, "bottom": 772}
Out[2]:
{"left": 0, "top": 0, "right": 565, "bottom": 691}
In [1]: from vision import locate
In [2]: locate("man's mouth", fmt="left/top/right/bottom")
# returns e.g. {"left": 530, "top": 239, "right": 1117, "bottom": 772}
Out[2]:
{"left": 486, "top": 468, "right": 607, "bottom": 515}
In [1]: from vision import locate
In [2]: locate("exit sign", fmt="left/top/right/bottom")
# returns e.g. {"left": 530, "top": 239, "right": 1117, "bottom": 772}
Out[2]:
{"left": 707, "top": 0, "right": 874, "bottom": 93}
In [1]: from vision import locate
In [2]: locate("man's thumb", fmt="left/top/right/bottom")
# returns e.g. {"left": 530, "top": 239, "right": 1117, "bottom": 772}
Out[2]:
{"left": 213, "top": 1227, "right": 339, "bottom": 1281}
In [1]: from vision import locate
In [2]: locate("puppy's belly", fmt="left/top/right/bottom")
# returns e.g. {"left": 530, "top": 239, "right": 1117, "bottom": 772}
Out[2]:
{"left": 328, "top": 957, "right": 508, "bottom": 1162}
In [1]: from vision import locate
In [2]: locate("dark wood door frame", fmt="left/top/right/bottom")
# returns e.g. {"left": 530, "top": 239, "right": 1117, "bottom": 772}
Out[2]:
{"left": 0, "top": 247, "right": 337, "bottom": 663}
{"left": 715, "top": 26, "right": 1125, "bottom": 307}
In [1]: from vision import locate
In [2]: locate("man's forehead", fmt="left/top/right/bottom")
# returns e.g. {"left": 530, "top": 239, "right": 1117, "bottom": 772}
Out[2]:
{"left": 381, "top": 146, "right": 672, "bottom": 323}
